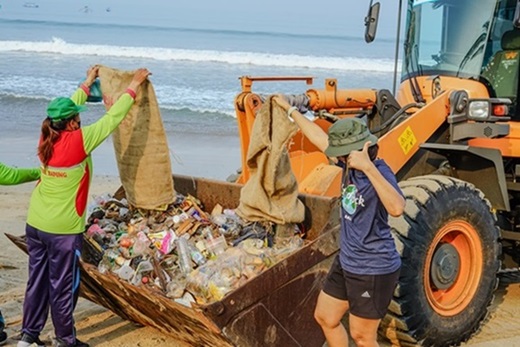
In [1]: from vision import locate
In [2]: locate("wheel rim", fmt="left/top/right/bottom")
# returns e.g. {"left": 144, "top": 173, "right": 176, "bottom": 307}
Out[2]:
{"left": 424, "top": 220, "right": 483, "bottom": 316}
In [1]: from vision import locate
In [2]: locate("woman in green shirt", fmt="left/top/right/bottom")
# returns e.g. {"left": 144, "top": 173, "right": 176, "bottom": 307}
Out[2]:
{"left": 18, "top": 66, "right": 150, "bottom": 347}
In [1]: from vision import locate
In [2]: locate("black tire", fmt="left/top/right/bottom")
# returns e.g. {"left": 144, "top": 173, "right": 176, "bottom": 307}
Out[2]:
{"left": 380, "top": 175, "right": 500, "bottom": 347}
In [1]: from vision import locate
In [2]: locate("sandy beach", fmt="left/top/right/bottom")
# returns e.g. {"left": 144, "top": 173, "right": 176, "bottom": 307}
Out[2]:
{"left": 1, "top": 176, "right": 520, "bottom": 347}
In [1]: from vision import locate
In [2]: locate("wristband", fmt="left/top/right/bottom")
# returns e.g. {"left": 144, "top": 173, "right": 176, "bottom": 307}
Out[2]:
{"left": 287, "top": 106, "right": 298, "bottom": 120}
{"left": 126, "top": 88, "right": 137, "bottom": 100}
{"left": 80, "top": 83, "right": 91, "bottom": 96}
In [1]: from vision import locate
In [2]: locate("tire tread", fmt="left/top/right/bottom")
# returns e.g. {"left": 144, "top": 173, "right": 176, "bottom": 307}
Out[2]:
{"left": 380, "top": 175, "right": 501, "bottom": 346}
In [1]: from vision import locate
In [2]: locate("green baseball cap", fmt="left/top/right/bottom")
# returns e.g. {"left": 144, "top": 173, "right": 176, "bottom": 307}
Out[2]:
{"left": 324, "top": 118, "right": 378, "bottom": 157}
{"left": 47, "top": 97, "right": 87, "bottom": 121}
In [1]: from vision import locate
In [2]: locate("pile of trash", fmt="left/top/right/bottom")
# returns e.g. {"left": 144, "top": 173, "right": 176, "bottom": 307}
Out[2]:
{"left": 84, "top": 193, "right": 305, "bottom": 306}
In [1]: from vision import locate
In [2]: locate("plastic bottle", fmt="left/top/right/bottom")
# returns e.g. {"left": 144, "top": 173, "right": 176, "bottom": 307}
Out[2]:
{"left": 118, "top": 264, "right": 134, "bottom": 281}
{"left": 205, "top": 230, "right": 227, "bottom": 257}
{"left": 133, "top": 231, "right": 151, "bottom": 256}
{"left": 212, "top": 214, "right": 227, "bottom": 226}
{"left": 189, "top": 242, "right": 207, "bottom": 266}
{"left": 97, "top": 257, "right": 111, "bottom": 274}
{"left": 176, "top": 237, "right": 193, "bottom": 275}
{"left": 105, "top": 249, "right": 120, "bottom": 263}
{"left": 131, "top": 260, "right": 154, "bottom": 285}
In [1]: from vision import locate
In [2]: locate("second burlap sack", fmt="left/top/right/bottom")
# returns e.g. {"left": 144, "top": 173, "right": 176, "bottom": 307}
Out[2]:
{"left": 236, "top": 96, "right": 305, "bottom": 224}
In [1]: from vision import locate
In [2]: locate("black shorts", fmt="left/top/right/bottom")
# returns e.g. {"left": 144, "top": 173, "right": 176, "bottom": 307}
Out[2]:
{"left": 322, "top": 255, "right": 400, "bottom": 319}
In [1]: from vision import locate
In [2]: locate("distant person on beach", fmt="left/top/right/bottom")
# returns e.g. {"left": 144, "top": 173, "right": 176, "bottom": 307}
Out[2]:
{"left": 274, "top": 96, "right": 405, "bottom": 347}
{"left": 0, "top": 162, "right": 40, "bottom": 346}
{"left": 18, "top": 66, "right": 150, "bottom": 347}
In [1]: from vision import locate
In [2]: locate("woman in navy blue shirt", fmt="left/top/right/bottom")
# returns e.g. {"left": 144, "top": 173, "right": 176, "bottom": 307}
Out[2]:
{"left": 275, "top": 96, "right": 405, "bottom": 347}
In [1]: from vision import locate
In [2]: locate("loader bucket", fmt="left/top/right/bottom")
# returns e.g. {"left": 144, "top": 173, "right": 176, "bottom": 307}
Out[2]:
{"left": 6, "top": 174, "right": 340, "bottom": 347}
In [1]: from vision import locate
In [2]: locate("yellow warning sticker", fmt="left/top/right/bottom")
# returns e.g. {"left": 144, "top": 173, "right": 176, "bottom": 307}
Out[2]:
{"left": 398, "top": 126, "right": 417, "bottom": 155}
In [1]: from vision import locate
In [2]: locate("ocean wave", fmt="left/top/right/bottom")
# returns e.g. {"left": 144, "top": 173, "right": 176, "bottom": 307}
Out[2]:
{"left": 0, "top": 73, "right": 238, "bottom": 115}
{"left": 161, "top": 105, "right": 235, "bottom": 118}
{"left": 0, "top": 92, "right": 236, "bottom": 118}
{"left": 0, "top": 93, "right": 50, "bottom": 101}
{"left": 0, "top": 37, "right": 397, "bottom": 72}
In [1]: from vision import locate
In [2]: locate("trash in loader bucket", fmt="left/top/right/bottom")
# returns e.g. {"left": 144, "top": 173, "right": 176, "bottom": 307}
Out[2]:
{"left": 7, "top": 174, "right": 340, "bottom": 347}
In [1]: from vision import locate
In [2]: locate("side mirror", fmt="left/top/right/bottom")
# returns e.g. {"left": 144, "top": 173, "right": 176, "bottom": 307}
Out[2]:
{"left": 365, "top": 2, "right": 381, "bottom": 43}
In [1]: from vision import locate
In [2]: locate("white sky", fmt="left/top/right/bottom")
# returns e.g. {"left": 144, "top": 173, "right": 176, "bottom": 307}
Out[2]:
{"left": 0, "top": 0, "right": 402, "bottom": 39}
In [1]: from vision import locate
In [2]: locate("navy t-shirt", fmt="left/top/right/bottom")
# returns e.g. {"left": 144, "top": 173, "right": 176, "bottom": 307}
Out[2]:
{"left": 338, "top": 159, "right": 402, "bottom": 275}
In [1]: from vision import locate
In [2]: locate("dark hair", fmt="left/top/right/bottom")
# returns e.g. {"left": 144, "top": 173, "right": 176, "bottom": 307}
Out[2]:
{"left": 368, "top": 143, "right": 379, "bottom": 161}
{"left": 38, "top": 117, "right": 74, "bottom": 167}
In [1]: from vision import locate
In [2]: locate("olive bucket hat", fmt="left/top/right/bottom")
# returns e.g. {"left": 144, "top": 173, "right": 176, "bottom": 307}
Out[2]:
{"left": 324, "top": 118, "right": 378, "bottom": 157}
{"left": 47, "top": 97, "right": 87, "bottom": 121}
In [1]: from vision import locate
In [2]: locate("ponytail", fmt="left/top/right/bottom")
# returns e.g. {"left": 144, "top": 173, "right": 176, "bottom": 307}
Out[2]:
{"left": 38, "top": 117, "right": 68, "bottom": 167}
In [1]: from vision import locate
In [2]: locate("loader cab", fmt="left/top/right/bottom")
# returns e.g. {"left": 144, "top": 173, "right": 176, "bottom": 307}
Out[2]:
{"left": 401, "top": 0, "right": 520, "bottom": 118}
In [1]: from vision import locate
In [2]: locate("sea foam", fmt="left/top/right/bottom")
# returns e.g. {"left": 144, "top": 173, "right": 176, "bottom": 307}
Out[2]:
{"left": 0, "top": 37, "right": 398, "bottom": 72}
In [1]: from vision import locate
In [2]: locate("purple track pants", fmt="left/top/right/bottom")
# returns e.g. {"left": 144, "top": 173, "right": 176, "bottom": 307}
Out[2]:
{"left": 22, "top": 224, "right": 82, "bottom": 345}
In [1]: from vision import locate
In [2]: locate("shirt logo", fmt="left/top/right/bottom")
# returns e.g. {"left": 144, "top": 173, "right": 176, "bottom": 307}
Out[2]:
{"left": 42, "top": 168, "right": 68, "bottom": 178}
{"left": 341, "top": 184, "right": 364, "bottom": 215}
{"left": 361, "top": 291, "right": 371, "bottom": 298}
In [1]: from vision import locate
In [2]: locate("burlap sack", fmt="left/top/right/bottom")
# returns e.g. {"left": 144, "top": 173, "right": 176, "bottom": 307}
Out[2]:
{"left": 236, "top": 96, "right": 305, "bottom": 224}
{"left": 98, "top": 66, "right": 175, "bottom": 210}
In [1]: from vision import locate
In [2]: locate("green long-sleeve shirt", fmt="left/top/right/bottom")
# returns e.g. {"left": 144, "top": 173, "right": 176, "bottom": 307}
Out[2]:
{"left": 0, "top": 162, "right": 40, "bottom": 185}
{"left": 27, "top": 88, "right": 135, "bottom": 234}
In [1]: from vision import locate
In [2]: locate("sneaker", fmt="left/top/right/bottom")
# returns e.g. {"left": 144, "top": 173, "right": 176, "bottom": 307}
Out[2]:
{"left": 16, "top": 333, "right": 45, "bottom": 347}
{"left": 53, "top": 337, "right": 89, "bottom": 347}
{"left": 0, "top": 331, "right": 7, "bottom": 346}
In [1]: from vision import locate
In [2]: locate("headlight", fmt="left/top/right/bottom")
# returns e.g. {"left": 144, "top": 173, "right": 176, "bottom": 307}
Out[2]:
{"left": 468, "top": 101, "right": 489, "bottom": 120}
{"left": 465, "top": 98, "right": 511, "bottom": 122}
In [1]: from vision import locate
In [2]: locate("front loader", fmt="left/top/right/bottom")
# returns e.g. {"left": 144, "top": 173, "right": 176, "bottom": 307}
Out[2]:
{"left": 234, "top": 0, "right": 520, "bottom": 345}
